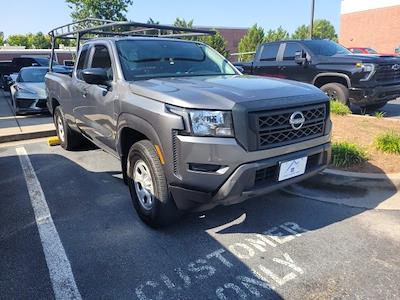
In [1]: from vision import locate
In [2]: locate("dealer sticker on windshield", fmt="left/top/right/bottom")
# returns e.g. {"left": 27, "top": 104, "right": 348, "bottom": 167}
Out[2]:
{"left": 278, "top": 156, "right": 308, "bottom": 182}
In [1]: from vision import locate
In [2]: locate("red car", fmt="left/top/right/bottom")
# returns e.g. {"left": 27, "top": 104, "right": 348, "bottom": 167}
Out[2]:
{"left": 348, "top": 47, "right": 398, "bottom": 56}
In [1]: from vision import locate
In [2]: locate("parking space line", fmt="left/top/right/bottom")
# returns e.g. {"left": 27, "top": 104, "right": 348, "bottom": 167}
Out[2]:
{"left": 16, "top": 147, "right": 82, "bottom": 300}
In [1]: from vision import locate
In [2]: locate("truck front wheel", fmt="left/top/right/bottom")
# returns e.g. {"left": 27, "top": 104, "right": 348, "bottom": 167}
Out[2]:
{"left": 320, "top": 83, "right": 349, "bottom": 105}
{"left": 127, "top": 140, "right": 181, "bottom": 227}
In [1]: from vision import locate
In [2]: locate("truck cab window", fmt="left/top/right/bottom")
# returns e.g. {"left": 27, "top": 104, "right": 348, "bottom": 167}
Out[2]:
{"left": 91, "top": 45, "right": 113, "bottom": 80}
{"left": 283, "top": 43, "right": 302, "bottom": 60}
{"left": 76, "top": 46, "right": 89, "bottom": 80}
{"left": 260, "top": 44, "right": 279, "bottom": 61}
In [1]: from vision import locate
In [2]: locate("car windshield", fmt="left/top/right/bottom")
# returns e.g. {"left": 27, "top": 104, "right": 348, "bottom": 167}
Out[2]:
{"left": 19, "top": 68, "right": 47, "bottom": 82}
{"left": 366, "top": 48, "right": 378, "bottom": 54}
{"left": 34, "top": 57, "right": 60, "bottom": 66}
{"left": 116, "top": 39, "right": 237, "bottom": 81}
{"left": 303, "top": 40, "right": 352, "bottom": 56}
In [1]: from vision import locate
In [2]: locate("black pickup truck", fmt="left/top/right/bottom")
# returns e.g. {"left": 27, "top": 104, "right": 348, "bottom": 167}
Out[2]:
{"left": 235, "top": 39, "right": 400, "bottom": 111}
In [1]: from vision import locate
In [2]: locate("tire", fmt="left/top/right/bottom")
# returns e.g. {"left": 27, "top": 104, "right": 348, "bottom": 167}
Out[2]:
{"left": 364, "top": 102, "right": 388, "bottom": 112}
{"left": 320, "top": 82, "right": 349, "bottom": 105}
{"left": 54, "top": 106, "right": 84, "bottom": 150}
{"left": 127, "top": 140, "right": 181, "bottom": 228}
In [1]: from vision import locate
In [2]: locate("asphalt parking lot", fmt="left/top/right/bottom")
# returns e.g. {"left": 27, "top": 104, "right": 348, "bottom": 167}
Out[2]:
{"left": 1, "top": 139, "right": 400, "bottom": 299}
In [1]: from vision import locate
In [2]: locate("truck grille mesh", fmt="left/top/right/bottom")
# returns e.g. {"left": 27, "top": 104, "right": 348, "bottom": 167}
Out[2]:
{"left": 376, "top": 64, "right": 400, "bottom": 82}
{"left": 251, "top": 104, "right": 326, "bottom": 150}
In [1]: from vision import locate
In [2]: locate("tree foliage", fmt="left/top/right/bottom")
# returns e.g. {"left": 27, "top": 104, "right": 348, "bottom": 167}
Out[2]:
{"left": 5, "top": 32, "right": 53, "bottom": 49}
{"left": 199, "top": 31, "right": 230, "bottom": 58}
{"left": 173, "top": 17, "right": 194, "bottom": 29}
{"left": 264, "top": 26, "right": 289, "bottom": 43}
{"left": 0, "top": 32, "right": 4, "bottom": 45}
{"left": 66, "top": 0, "right": 133, "bottom": 21}
{"left": 7, "top": 34, "right": 31, "bottom": 48}
{"left": 238, "top": 24, "right": 264, "bottom": 61}
{"left": 291, "top": 19, "right": 337, "bottom": 41}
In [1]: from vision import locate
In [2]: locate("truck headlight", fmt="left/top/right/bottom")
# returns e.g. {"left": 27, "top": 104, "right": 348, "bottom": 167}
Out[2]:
{"left": 167, "top": 106, "right": 234, "bottom": 137}
{"left": 189, "top": 110, "right": 234, "bottom": 137}
{"left": 357, "top": 63, "right": 376, "bottom": 81}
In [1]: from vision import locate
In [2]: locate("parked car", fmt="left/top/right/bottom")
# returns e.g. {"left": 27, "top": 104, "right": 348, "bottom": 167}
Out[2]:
{"left": 0, "top": 57, "right": 60, "bottom": 91}
{"left": 11, "top": 66, "right": 70, "bottom": 115}
{"left": 235, "top": 39, "right": 400, "bottom": 111}
{"left": 46, "top": 21, "right": 332, "bottom": 227}
{"left": 348, "top": 47, "right": 398, "bottom": 57}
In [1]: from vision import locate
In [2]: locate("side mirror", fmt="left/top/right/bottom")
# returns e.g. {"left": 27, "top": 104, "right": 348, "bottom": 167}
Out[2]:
{"left": 236, "top": 65, "right": 245, "bottom": 73}
{"left": 82, "top": 68, "right": 111, "bottom": 86}
{"left": 295, "top": 50, "right": 307, "bottom": 65}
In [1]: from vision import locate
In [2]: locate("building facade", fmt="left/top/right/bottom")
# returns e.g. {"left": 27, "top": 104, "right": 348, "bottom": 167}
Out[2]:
{"left": 339, "top": 0, "right": 400, "bottom": 53}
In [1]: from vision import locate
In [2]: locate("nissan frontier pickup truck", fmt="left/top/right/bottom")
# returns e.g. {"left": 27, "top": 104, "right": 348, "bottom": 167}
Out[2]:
{"left": 45, "top": 21, "right": 331, "bottom": 227}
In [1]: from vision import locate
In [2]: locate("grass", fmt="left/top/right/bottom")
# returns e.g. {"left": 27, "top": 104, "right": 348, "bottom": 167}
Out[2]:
{"left": 374, "top": 111, "right": 386, "bottom": 118}
{"left": 330, "top": 101, "right": 352, "bottom": 116}
{"left": 375, "top": 131, "right": 400, "bottom": 155}
{"left": 332, "top": 141, "right": 368, "bottom": 168}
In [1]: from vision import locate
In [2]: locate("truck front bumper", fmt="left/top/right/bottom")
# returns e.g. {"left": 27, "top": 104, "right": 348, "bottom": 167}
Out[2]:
{"left": 169, "top": 142, "right": 331, "bottom": 210}
{"left": 349, "top": 84, "right": 400, "bottom": 106}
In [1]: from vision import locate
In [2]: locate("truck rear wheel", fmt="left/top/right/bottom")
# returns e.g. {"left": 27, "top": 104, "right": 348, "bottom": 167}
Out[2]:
{"left": 320, "top": 83, "right": 349, "bottom": 105}
{"left": 54, "top": 106, "right": 84, "bottom": 150}
{"left": 127, "top": 140, "right": 181, "bottom": 228}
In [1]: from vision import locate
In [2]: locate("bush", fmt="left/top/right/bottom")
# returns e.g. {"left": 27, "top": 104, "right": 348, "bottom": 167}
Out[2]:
{"left": 330, "top": 101, "right": 352, "bottom": 116}
{"left": 374, "top": 111, "right": 386, "bottom": 118}
{"left": 375, "top": 132, "right": 400, "bottom": 155}
{"left": 332, "top": 141, "right": 368, "bottom": 168}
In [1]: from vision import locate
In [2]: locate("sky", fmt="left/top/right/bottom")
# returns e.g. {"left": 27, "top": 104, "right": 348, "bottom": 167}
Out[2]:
{"left": 0, "top": 0, "right": 342, "bottom": 38}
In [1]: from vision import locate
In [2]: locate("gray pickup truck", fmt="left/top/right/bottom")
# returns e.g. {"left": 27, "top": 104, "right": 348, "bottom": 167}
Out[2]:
{"left": 45, "top": 21, "right": 332, "bottom": 227}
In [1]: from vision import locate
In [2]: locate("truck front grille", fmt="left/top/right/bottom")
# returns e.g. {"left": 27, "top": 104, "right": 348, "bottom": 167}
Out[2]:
{"left": 251, "top": 104, "right": 327, "bottom": 150}
{"left": 376, "top": 64, "right": 400, "bottom": 82}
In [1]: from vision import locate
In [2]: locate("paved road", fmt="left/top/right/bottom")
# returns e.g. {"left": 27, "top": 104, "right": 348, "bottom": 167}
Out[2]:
{"left": 1, "top": 140, "right": 399, "bottom": 299}
{"left": 351, "top": 98, "right": 400, "bottom": 119}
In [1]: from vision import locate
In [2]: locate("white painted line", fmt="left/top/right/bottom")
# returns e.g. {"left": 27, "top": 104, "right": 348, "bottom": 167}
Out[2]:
{"left": 16, "top": 147, "right": 82, "bottom": 300}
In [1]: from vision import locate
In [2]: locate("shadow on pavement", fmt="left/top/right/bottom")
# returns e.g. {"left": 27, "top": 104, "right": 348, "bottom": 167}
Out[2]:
{"left": 1, "top": 150, "right": 397, "bottom": 299}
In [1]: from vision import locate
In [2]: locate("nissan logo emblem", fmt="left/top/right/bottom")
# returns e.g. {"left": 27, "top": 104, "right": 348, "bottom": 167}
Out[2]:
{"left": 289, "top": 111, "right": 305, "bottom": 130}
{"left": 392, "top": 64, "right": 400, "bottom": 71}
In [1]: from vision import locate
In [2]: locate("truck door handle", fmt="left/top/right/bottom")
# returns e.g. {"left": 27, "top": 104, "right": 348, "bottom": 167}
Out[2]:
{"left": 82, "top": 90, "right": 88, "bottom": 98}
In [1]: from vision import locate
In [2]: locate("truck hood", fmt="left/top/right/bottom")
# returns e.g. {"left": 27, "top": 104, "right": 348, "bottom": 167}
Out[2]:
{"left": 129, "top": 75, "right": 324, "bottom": 110}
{"left": 319, "top": 54, "right": 400, "bottom": 65}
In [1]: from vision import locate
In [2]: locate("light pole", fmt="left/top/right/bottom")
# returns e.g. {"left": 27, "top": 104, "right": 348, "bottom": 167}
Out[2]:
{"left": 309, "top": 0, "right": 315, "bottom": 39}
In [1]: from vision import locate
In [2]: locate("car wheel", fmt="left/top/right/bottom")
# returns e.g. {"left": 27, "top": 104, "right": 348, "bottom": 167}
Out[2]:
{"left": 54, "top": 106, "right": 84, "bottom": 150}
{"left": 127, "top": 140, "right": 181, "bottom": 228}
{"left": 320, "top": 83, "right": 349, "bottom": 105}
{"left": 364, "top": 102, "right": 388, "bottom": 112}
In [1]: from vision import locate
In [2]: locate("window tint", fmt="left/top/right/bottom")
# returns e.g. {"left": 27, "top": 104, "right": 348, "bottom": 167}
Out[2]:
{"left": 19, "top": 68, "right": 48, "bottom": 82}
{"left": 259, "top": 44, "right": 279, "bottom": 61}
{"left": 351, "top": 49, "right": 363, "bottom": 54}
{"left": 76, "top": 46, "right": 89, "bottom": 80}
{"left": 91, "top": 45, "right": 113, "bottom": 80}
{"left": 283, "top": 43, "right": 302, "bottom": 60}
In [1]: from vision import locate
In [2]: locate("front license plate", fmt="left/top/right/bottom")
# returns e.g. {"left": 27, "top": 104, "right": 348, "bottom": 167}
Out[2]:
{"left": 278, "top": 156, "right": 308, "bottom": 182}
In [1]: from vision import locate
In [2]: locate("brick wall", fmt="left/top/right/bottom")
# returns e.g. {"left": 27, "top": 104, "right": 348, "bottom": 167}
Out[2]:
{"left": 339, "top": 5, "right": 400, "bottom": 53}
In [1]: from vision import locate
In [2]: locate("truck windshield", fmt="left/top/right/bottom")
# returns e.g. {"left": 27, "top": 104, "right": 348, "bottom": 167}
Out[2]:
{"left": 116, "top": 40, "right": 237, "bottom": 81}
{"left": 303, "top": 40, "right": 352, "bottom": 56}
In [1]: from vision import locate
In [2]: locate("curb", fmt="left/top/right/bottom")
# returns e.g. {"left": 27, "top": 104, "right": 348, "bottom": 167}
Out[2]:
{"left": 323, "top": 168, "right": 400, "bottom": 187}
{"left": 282, "top": 168, "right": 400, "bottom": 210}
{"left": 0, "top": 129, "right": 56, "bottom": 143}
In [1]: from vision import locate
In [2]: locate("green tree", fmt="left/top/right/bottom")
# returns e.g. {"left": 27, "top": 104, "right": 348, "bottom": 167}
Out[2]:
{"left": 0, "top": 32, "right": 4, "bottom": 45}
{"left": 66, "top": 0, "right": 133, "bottom": 21}
{"left": 31, "top": 32, "right": 51, "bottom": 49}
{"left": 291, "top": 19, "right": 337, "bottom": 41}
{"left": 173, "top": 17, "right": 193, "bottom": 29}
{"left": 238, "top": 24, "right": 264, "bottom": 62}
{"left": 199, "top": 30, "right": 230, "bottom": 58}
{"left": 313, "top": 19, "right": 337, "bottom": 41}
{"left": 291, "top": 24, "right": 309, "bottom": 40}
{"left": 7, "top": 34, "right": 31, "bottom": 48}
{"left": 264, "top": 26, "right": 289, "bottom": 42}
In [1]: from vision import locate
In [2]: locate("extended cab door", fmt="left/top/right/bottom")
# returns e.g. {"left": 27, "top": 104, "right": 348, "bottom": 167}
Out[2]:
{"left": 278, "top": 42, "right": 312, "bottom": 83}
{"left": 251, "top": 43, "right": 283, "bottom": 78}
{"left": 81, "top": 43, "right": 118, "bottom": 152}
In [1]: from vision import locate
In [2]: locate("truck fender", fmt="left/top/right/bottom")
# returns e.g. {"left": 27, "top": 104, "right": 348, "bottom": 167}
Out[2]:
{"left": 116, "top": 112, "right": 163, "bottom": 159}
{"left": 312, "top": 73, "right": 351, "bottom": 88}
